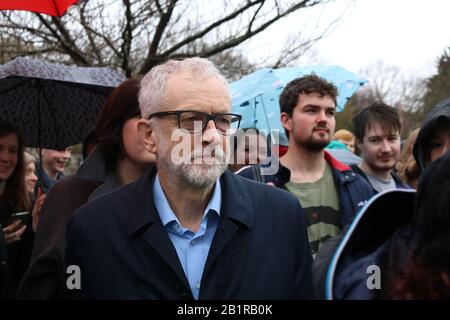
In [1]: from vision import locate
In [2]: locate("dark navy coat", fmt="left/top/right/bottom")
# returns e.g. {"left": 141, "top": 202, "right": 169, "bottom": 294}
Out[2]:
{"left": 64, "top": 168, "right": 315, "bottom": 299}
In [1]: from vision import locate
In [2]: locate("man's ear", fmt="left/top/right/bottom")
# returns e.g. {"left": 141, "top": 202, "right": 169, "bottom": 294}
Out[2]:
{"left": 280, "top": 112, "right": 292, "bottom": 132}
{"left": 137, "top": 119, "right": 157, "bottom": 154}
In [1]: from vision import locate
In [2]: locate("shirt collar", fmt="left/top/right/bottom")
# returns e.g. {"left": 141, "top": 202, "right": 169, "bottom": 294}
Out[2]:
{"left": 153, "top": 174, "right": 221, "bottom": 227}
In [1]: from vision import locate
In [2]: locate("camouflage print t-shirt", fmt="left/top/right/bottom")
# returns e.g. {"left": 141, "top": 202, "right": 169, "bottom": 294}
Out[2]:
{"left": 285, "top": 163, "right": 340, "bottom": 257}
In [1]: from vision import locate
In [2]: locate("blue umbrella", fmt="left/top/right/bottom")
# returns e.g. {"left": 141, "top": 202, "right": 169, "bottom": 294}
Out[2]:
{"left": 230, "top": 65, "right": 367, "bottom": 144}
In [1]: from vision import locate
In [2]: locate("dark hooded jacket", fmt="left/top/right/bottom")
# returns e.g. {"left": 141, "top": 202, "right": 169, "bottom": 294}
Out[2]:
{"left": 321, "top": 99, "right": 450, "bottom": 299}
{"left": 327, "top": 146, "right": 450, "bottom": 299}
{"left": 324, "top": 189, "right": 416, "bottom": 299}
{"left": 413, "top": 98, "right": 450, "bottom": 172}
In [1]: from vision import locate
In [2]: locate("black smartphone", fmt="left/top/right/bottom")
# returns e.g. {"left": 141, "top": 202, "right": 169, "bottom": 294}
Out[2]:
{"left": 10, "top": 211, "right": 30, "bottom": 225}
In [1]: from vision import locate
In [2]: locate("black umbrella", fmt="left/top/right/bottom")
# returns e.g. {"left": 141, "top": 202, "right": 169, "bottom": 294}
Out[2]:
{"left": 0, "top": 57, "right": 126, "bottom": 149}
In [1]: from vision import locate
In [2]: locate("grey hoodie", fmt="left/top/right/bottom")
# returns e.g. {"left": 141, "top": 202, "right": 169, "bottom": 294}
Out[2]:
{"left": 413, "top": 98, "right": 450, "bottom": 171}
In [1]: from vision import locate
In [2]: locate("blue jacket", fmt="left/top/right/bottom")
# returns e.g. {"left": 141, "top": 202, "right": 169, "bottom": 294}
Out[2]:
{"left": 237, "top": 151, "right": 375, "bottom": 228}
{"left": 64, "top": 167, "right": 315, "bottom": 299}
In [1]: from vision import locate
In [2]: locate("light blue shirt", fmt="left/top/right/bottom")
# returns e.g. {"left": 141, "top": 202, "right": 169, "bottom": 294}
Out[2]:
{"left": 152, "top": 174, "right": 221, "bottom": 300}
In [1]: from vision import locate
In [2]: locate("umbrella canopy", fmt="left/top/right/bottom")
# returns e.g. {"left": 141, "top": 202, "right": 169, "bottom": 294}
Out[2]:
{"left": 230, "top": 65, "right": 367, "bottom": 144}
{"left": 0, "top": 0, "right": 78, "bottom": 16}
{"left": 0, "top": 57, "right": 126, "bottom": 149}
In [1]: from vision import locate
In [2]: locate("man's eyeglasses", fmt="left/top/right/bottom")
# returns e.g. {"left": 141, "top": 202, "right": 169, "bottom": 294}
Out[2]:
{"left": 148, "top": 110, "right": 242, "bottom": 135}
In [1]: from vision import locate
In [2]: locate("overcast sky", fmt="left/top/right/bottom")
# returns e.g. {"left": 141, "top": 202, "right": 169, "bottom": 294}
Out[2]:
{"left": 245, "top": 0, "right": 450, "bottom": 80}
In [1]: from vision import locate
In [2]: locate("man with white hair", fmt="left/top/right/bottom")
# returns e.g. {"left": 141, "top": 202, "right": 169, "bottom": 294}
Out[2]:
{"left": 64, "top": 58, "right": 314, "bottom": 299}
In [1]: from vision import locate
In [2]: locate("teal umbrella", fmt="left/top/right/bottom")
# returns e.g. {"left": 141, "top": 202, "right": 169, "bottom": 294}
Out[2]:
{"left": 230, "top": 65, "right": 367, "bottom": 145}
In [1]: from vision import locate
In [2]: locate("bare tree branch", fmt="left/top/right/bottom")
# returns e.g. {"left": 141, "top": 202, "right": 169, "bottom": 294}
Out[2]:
{"left": 272, "top": 0, "right": 351, "bottom": 67}
{"left": 121, "top": 0, "right": 133, "bottom": 76}
{"left": 197, "top": 1, "right": 317, "bottom": 59}
{"left": 248, "top": 1, "right": 265, "bottom": 34}
{"left": 75, "top": 9, "right": 122, "bottom": 61}
{"left": 139, "top": 0, "right": 177, "bottom": 73}
{"left": 36, "top": 13, "right": 90, "bottom": 65}
{"left": 0, "top": 0, "right": 340, "bottom": 78}
{"left": 78, "top": 3, "right": 103, "bottom": 64}
{"left": 162, "top": 0, "right": 265, "bottom": 57}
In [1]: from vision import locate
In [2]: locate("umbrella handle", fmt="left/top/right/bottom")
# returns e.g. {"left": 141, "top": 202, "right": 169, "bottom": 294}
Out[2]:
{"left": 36, "top": 88, "right": 48, "bottom": 195}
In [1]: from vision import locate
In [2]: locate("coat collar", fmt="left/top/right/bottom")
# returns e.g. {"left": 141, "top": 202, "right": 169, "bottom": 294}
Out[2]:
{"left": 76, "top": 146, "right": 107, "bottom": 182}
{"left": 126, "top": 167, "right": 254, "bottom": 236}
{"left": 124, "top": 167, "right": 255, "bottom": 295}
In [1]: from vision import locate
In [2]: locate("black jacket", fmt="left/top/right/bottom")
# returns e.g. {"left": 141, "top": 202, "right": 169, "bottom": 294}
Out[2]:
{"left": 64, "top": 168, "right": 315, "bottom": 299}
{"left": 17, "top": 147, "right": 116, "bottom": 299}
{"left": 0, "top": 198, "right": 34, "bottom": 299}
{"left": 16, "top": 175, "right": 101, "bottom": 299}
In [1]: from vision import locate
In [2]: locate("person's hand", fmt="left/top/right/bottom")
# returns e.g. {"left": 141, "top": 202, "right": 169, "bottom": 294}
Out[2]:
{"left": 266, "top": 182, "right": 275, "bottom": 187}
{"left": 3, "top": 220, "right": 27, "bottom": 244}
{"left": 32, "top": 188, "right": 47, "bottom": 232}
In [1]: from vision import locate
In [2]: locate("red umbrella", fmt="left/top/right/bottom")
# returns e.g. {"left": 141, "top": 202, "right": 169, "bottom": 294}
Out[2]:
{"left": 0, "top": 0, "right": 79, "bottom": 17}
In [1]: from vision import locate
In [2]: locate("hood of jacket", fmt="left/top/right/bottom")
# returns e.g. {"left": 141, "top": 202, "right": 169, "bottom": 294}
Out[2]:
{"left": 413, "top": 98, "right": 450, "bottom": 171}
{"left": 326, "top": 188, "right": 416, "bottom": 300}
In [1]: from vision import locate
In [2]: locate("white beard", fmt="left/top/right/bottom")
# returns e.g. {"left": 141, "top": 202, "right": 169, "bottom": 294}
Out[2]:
{"left": 157, "top": 138, "right": 229, "bottom": 188}
{"left": 174, "top": 161, "right": 228, "bottom": 187}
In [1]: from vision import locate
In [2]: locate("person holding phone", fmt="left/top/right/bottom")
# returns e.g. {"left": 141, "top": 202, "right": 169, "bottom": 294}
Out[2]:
{"left": 18, "top": 77, "right": 156, "bottom": 299}
{"left": 0, "top": 120, "right": 34, "bottom": 299}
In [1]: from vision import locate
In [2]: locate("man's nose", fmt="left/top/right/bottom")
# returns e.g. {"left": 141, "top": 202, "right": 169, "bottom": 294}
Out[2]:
{"left": 317, "top": 110, "right": 328, "bottom": 123}
{"left": 202, "top": 120, "right": 221, "bottom": 145}
{"left": 380, "top": 139, "right": 391, "bottom": 152}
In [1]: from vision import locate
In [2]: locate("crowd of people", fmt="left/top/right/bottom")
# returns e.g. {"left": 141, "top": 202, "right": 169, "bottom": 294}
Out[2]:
{"left": 1, "top": 57, "right": 449, "bottom": 300}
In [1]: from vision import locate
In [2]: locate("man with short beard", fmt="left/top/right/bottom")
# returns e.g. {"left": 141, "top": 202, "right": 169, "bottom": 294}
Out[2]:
{"left": 64, "top": 58, "right": 315, "bottom": 299}
{"left": 238, "top": 75, "right": 374, "bottom": 257}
